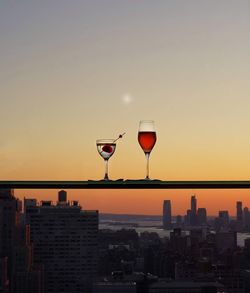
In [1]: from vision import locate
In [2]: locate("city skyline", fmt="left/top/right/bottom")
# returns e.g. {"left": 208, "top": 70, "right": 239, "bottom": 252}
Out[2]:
{"left": 1, "top": 1, "right": 250, "bottom": 215}
{"left": 16, "top": 190, "right": 250, "bottom": 217}
{"left": 6, "top": 188, "right": 250, "bottom": 292}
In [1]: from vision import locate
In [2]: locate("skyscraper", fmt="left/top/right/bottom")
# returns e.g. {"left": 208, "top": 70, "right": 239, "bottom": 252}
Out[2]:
{"left": 25, "top": 191, "right": 98, "bottom": 293}
{"left": 163, "top": 200, "right": 172, "bottom": 229}
{"left": 197, "top": 208, "right": 207, "bottom": 225}
{"left": 0, "top": 189, "right": 20, "bottom": 262}
{"left": 0, "top": 189, "right": 42, "bottom": 293}
{"left": 218, "top": 210, "right": 230, "bottom": 229}
{"left": 185, "top": 209, "right": 192, "bottom": 226}
{"left": 176, "top": 215, "right": 182, "bottom": 228}
{"left": 236, "top": 201, "right": 243, "bottom": 222}
{"left": 243, "top": 207, "right": 250, "bottom": 230}
{"left": 191, "top": 195, "right": 197, "bottom": 213}
{"left": 0, "top": 189, "right": 16, "bottom": 293}
{"left": 190, "top": 195, "right": 197, "bottom": 226}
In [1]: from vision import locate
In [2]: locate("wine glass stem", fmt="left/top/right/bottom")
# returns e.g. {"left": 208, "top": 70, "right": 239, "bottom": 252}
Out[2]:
{"left": 145, "top": 153, "right": 150, "bottom": 180}
{"left": 104, "top": 159, "right": 109, "bottom": 180}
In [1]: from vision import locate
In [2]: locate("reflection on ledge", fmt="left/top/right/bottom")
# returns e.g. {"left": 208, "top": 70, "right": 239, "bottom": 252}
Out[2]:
{"left": 1, "top": 180, "right": 250, "bottom": 189}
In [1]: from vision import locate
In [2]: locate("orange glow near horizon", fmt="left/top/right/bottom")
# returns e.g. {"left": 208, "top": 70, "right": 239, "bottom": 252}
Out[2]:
{"left": 15, "top": 188, "right": 250, "bottom": 217}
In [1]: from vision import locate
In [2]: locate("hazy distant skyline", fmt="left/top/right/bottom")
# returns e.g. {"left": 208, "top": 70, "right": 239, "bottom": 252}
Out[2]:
{"left": 1, "top": 1, "right": 250, "bottom": 214}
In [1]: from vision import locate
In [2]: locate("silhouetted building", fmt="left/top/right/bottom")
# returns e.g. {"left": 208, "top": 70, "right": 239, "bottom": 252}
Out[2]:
{"left": 244, "top": 237, "right": 250, "bottom": 250}
{"left": 175, "top": 261, "right": 197, "bottom": 281}
{"left": 170, "top": 229, "right": 188, "bottom": 255}
{"left": 176, "top": 215, "right": 182, "bottom": 228}
{"left": 0, "top": 257, "right": 9, "bottom": 293}
{"left": 0, "top": 189, "right": 19, "bottom": 269}
{"left": 0, "top": 189, "right": 42, "bottom": 293}
{"left": 197, "top": 208, "right": 207, "bottom": 225}
{"left": 24, "top": 198, "right": 37, "bottom": 216}
{"left": 25, "top": 192, "right": 98, "bottom": 293}
{"left": 236, "top": 201, "right": 243, "bottom": 231}
{"left": 190, "top": 195, "right": 197, "bottom": 226}
{"left": 58, "top": 190, "right": 67, "bottom": 203}
{"left": 163, "top": 200, "right": 172, "bottom": 229}
{"left": 242, "top": 270, "right": 250, "bottom": 293}
{"left": 185, "top": 209, "right": 192, "bottom": 226}
{"left": 191, "top": 195, "right": 197, "bottom": 213}
{"left": 218, "top": 211, "right": 229, "bottom": 230}
{"left": 215, "top": 231, "right": 237, "bottom": 254}
{"left": 12, "top": 269, "right": 43, "bottom": 293}
{"left": 237, "top": 201, "right": 243, "bottom": 222}
{"left": 243, "top": 207, "right": 250, "bottom": 231}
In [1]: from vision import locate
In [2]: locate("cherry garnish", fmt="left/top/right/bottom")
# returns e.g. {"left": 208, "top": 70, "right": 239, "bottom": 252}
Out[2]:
{"left": 102, "top": 145, "right": 113, "bottom": 153}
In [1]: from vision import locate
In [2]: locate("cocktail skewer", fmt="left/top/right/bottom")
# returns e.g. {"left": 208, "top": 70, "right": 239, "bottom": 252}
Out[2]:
{"left": 113, "top": 132, "right": 126, "bottom": 143}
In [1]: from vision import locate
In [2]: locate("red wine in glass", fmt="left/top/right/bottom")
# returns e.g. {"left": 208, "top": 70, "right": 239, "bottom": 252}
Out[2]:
{"left": 138, "top": 131, "right": 157, "bottom": 154}
{"left": 138, "top": 121, "right": 157, "bottom": 180}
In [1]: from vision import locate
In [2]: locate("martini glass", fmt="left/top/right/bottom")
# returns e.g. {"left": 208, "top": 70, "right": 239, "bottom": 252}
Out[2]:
{"left": 138, "top": 120, "right": 157, "bottom": 180}
{"left": 96, "top": 139, "right": 116, "bottom": 180}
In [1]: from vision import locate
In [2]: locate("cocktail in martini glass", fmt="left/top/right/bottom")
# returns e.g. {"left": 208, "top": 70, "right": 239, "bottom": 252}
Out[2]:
{"left": 96, "top": 133, "right": 125, "bottom": 180}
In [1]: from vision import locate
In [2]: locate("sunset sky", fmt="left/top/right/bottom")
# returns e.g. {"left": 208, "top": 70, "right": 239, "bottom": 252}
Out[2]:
{"left": 1, "top": 1, "right": 250, "bottom": 215}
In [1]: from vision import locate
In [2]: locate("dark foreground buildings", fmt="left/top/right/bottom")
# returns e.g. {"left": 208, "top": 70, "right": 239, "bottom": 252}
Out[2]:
{"left": 0, "top": 189, "right": 42, "bottom": 293}
{"left": 25, "top": 193, "right": 98, "bottom": 293}
{"left": 0, "top": 189, "right": 98, "bottom": 293}
{"left": 3, "top": 190, "right": 250, "bottom": 292}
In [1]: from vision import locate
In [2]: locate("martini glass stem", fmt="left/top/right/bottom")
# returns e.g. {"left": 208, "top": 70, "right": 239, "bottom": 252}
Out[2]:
{"left": 145, "top": 153, "right": 150, "bottom": 180}
{"left": 104, "top": 159, "right": 109, "bottom": 180}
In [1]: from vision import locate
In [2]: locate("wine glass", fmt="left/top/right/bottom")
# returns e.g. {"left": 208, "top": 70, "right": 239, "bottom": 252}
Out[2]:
{"left": 138, "top": 120, "right": 157, "bottom": 180}
{"left": 96, "top": 139, "right": 116, "bottom": 180}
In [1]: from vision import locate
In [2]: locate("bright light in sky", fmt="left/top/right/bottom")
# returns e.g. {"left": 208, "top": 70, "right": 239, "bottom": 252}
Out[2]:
{"left": 122, "top": 93, "right": 133, "bottom": 105}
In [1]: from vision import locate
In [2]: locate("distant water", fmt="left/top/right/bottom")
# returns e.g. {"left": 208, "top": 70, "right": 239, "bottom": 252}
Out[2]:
{"left": 99, "top": 214, "right": 250, "bottom": 247}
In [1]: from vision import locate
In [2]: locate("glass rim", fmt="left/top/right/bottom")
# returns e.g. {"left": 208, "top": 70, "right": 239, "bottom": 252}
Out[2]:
{"left": 96, "top": 139, "right": 116, "bottom": 143}
{"left": 139, "top": 120, "right": 155, "bottom": 123}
